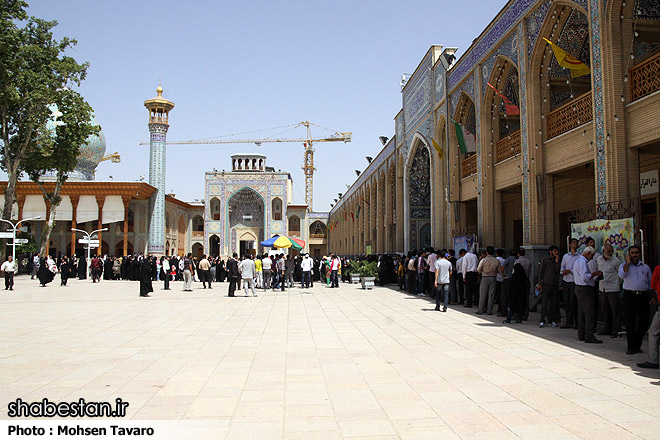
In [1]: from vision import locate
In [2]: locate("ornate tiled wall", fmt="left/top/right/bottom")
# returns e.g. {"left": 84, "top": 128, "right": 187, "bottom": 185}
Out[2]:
{"left": 205, "top": 172, "right": 289, "bottom": 256}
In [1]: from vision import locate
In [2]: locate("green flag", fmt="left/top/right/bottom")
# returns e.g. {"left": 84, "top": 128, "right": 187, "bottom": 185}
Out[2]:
{"left": 356, "top": 205, "right": 361, "bottom": 219}
{"left": 453, "top": 120, "right": 476, "bottom": 154}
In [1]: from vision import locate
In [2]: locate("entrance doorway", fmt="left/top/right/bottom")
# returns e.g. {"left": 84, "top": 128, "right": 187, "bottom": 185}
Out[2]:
{"left": 240, "top": 240, "right": 256, "bottom": 257}
{"left": 642, "top": 199, "right": 657, "bottom": 267}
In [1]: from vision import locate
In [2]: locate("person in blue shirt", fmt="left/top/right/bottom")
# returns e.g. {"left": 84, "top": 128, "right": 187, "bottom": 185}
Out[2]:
{"left": 618, "top": 245, "right": 653, "bottom": 356}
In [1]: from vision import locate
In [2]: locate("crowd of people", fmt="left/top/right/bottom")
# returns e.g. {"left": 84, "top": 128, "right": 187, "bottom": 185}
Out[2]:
{"left": 390, "top": 239, "right": 660, "bottom": 369}
{"left": 3, "top": 242, "right": 659, "bottom": 370}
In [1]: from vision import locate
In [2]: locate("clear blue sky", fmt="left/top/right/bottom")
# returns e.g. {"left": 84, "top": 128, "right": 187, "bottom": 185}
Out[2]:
{"left": 22, "top": 0, "right": 504, "bottom": 211}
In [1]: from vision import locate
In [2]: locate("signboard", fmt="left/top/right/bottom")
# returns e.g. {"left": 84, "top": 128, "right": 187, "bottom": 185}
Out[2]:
{"left": 571, "top": 218, "right": 635, "bottom": 259}
{"left": 14, "top": 238, "right": 28, "bottom": 244}
{"left": 640, "top": 169, "right": 659, "bottom": 196}
{"left": 365, "top": 245, "right": 372, "bottom": 256}
{"left": 0, "top": 232, "right": 14, "bottom": 238}
{"left": 79, "top": 239, "right": 100, "bottom": 245}
{"left": 453, "top": 235, "right": 476, "bottom": 254}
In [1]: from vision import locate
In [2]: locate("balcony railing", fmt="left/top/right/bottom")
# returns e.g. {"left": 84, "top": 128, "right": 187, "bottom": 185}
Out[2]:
{"left": 192, "top": 231, "right": 203, "bottom": 240}
{"left": 309, "top": 234, "right": 327, "bottom": 239}
{"left": 630, "top": 51, "right": 660, "bottom": 102}
{"left": 546, "top": 91, "right": 593, "bottom": 139}
{"left": 495, "top": 130, "right": 521, "bottom": 163}
{"left": 461, "top": 154, "right": 477, "bottom": 177}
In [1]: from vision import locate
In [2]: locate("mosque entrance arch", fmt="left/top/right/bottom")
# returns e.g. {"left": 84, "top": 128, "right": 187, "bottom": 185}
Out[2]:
{"left": 228, "top": 187, "right": 265, "bottom": 256}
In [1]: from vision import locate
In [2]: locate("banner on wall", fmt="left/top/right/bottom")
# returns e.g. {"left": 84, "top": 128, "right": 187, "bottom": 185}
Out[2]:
{"left": 453, "top": 235, "right": 476, "bottom": 254}
{"left": 570, "top": 218, "right": 635, "bottom": 258}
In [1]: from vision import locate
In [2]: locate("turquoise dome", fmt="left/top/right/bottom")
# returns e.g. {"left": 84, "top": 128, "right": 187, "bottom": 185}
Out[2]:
{"left": 45, "top": 104, "right": 106, "bottom": 181}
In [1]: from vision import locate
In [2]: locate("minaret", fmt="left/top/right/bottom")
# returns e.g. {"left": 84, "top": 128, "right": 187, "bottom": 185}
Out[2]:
{"left": 144, "top": 84, "right": 174, "bottom": 255}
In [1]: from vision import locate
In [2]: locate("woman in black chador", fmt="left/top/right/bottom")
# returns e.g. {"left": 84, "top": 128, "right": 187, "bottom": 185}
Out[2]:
{"left": 216, "top": 258, "right": 225, "bottom": 282}
{"left": 139, "top": 256, "right": 154, "bottom": 297}
{"left": 103, "top": 257, "right": 113, "bottom": 280}
{"left": 37, "top": 258, "right": 54, "bottom": 287}
{"left": 60, "top": 256, "right": 70, "bottom": 286}
{"left": 504, "top": 263, "right": 528, "bottom": 324}
{"left": 77, "top": 255, "right": 87, "bottom": 280}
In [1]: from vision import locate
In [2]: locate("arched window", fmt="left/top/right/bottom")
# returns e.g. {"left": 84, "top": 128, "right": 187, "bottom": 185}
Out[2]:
{"left": 210, "top": 197, "right": 221, "bottom": 221}
{"left": 272, "top": 197, "right": 282, "bottom": 220}
{"left": 127, "top": 208, "right": 135, "bottom": 233}
{"left": 192, "top": 215, "right": 204, "bottom": 232}
{"left": 288, "top": 215, "right": 300, "bottom": 234}
{"left": 309, "top": 221, "right": 327, "bottom": 237}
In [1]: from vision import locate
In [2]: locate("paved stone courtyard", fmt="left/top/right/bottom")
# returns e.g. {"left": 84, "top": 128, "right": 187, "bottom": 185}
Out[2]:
{"left": 1, "top": 276, "right": 659, "bottom": 439}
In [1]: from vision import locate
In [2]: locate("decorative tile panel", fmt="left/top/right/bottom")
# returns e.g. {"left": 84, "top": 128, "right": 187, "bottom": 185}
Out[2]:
{"left": 518, "top": 22, "right": 531, "bottom": 244}
{"left": 589, "top": 0, "right": 607, "bottom": 206}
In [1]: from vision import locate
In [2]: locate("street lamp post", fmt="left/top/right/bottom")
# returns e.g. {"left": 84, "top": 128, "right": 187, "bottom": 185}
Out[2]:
{"left": 71, "top": 227, "right": 108, "bottom": 266}
{"left": 0, "top": 216, "right": 41, "bottom": 265}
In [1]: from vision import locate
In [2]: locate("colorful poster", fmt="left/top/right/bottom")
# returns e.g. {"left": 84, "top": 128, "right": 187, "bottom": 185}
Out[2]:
{"left": 570, "top": 218, "right": 635, "bottom": 259}
{"left": 453, "top": 235, "right": 476, "bottom": 254}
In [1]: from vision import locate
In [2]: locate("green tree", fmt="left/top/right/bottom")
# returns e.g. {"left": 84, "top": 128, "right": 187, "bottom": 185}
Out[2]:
{"left": 0, "top": 0, "right": 89, "bottom": 245}
{"left": 23, "top": 88, "right": 98, "bottom": 257}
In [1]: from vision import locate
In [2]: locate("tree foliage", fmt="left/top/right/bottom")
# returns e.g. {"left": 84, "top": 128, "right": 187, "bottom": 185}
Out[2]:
{"left": 0, "top": 0, "right": 90, "bottom": 225}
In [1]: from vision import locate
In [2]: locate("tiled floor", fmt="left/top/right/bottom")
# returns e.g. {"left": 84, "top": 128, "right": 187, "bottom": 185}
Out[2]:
{"left": 1, "top": 276, "right": 659, "bottom": 439}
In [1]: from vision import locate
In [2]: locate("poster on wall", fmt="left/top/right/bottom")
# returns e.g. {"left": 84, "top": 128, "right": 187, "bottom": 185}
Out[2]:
{"left": 453, "top": 235, "right": 476, "bottom": 254}
{"left": 570, "top": 218, "right": 635, "bottom": 258}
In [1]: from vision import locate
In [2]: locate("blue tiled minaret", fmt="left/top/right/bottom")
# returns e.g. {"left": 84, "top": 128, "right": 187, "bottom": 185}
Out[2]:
{"left": 144, "top": 84, "right": 174, "bottom": 255}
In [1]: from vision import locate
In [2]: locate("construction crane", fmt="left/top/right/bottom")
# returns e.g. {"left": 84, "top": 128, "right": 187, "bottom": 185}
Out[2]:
{"left": 140, "top": 121, "right": 352, "bottom": 210}
{"left": 100, "top": 152, "right": 121, "bottom": 163}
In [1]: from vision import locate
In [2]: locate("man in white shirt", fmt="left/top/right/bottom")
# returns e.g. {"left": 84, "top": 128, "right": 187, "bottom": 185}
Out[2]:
{"left": 460, "top": 249, "right": 479, "bottom": 308}
{"left": 240, "top": 254, "right": 257, "bottom": 297}
{"left": 427, "top": 250, "right": 438, "bottom": 298}
{"left": 330, "top": 254, "right": 341, "bottom": 288}
{"left": 560, "top": 238, "right": 581, "bottom": 328}
{"left": 573, "top": 246, "right": 603, "bottom": 343}
{"left": 455, "top": 254, "right": 464, "bottom": 305}
{"left": 31, "top": 254, "right": 39, "bottom": 279}
{"left": 596, "top": 243, "right": 621, "bottom": 338}
{"left": 262, "top": 254, "right": 273, "bottom": 290}
{"left": 434, "top": 252, "right": 452, "bottom": 312}
{"left": 301, "top": 254, "right": 313, "bottom": 288}
{"left": 2, "top": 256, "right": 16, "bottom": 291}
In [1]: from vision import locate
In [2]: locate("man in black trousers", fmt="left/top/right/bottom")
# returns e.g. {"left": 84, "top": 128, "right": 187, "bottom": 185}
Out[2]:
{"left": 226, "top": 253, "right": 240, "bottom": 297}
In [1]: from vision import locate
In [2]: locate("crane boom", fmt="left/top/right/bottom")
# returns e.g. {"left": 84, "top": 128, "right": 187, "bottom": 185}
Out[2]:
{"left": 138, "top": 135, "right": 351, "bottom": 146}
{"left": 139, "top": 121, "right": 351, "bottom": 210}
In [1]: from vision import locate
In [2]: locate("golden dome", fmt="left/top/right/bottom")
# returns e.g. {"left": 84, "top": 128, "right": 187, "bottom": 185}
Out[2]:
{"left": 157, "top": 84, "right": 163, "bottom": 97}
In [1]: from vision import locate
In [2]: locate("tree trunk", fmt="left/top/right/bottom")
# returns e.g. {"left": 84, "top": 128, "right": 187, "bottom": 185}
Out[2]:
{"left": 1, "top": 163, "right": 19, "bottom": 261}
{"left": 38, "top": 175, "right": 64, "bottom": 258}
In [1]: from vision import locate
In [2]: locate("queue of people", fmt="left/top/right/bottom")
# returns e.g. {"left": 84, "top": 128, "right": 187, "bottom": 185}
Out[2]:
{"left": 389, "top": 240, "right": 660, "bottom": 370}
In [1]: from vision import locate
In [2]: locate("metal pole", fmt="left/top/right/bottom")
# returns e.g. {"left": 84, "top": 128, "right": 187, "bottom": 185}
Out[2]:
{"left": 1, "top": 216, "right": 40, "bottom": 269}
{"left": 640, "top": 228, "right": 644, "bottom": 263}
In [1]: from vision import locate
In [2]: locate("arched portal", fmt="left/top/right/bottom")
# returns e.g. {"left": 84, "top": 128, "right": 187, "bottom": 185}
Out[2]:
{"left": 228, "top": 188, "right": 265, "bottom": 256}
{"left": 407, "top": 141, "right": 431, "bottom": 250}
{"left": 177, "top": 215, "right": 185, "bottom": 255}
{"left": 541, "top": 6, "right": 592, "bottom": 140}
{"left": 210, "top": 235, "right": 220, "bottom": 257}
{"left": 192, "top": 242, "right": 203, "bottom": 259}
